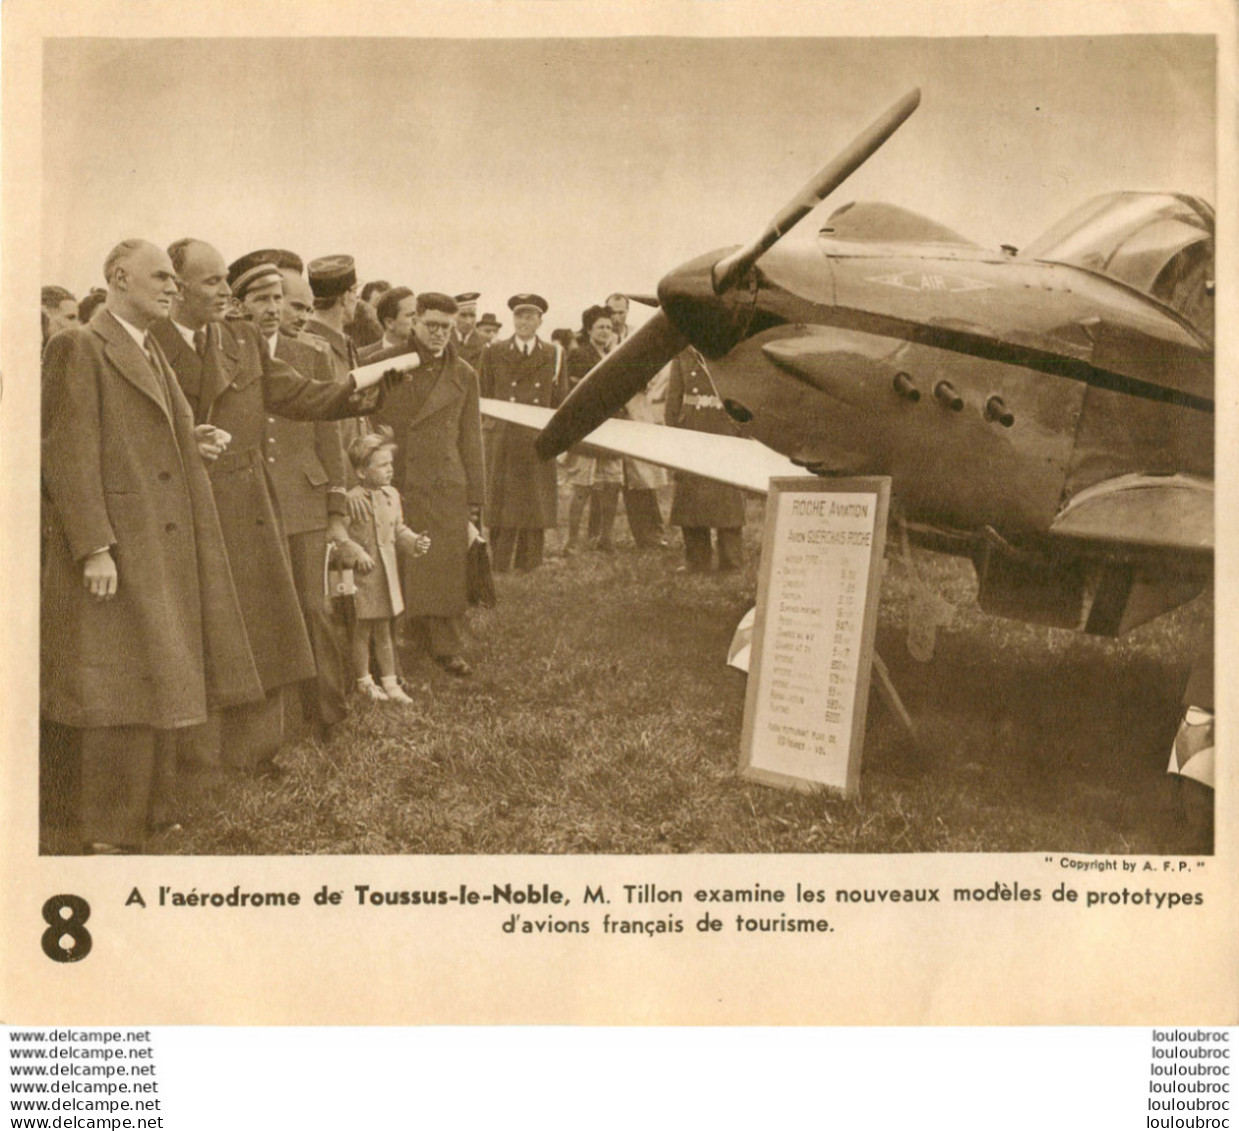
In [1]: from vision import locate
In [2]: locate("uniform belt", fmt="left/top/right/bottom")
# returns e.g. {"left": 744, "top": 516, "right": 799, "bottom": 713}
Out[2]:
{"left": 683, "top": 393, "right": 723, "bottom": 409}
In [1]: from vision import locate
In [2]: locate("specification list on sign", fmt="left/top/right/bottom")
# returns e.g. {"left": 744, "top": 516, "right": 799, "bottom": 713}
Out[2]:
{"left": 741, "top": 481, "right": 888, "bottom": 794}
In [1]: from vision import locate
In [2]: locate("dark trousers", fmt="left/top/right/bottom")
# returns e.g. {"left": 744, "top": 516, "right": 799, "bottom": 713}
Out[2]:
{"left": 79, "top": 725, "right": 178, "bottom": 849}
{"left": 682, "top": 526, "right": 744, "bottom": 572}
{"left": 406, "top": 615, "right": 465, "bottom": 660}
{"left": 287, "top": 528, "right": 348, "bottom": 727}
{"left": 586, "top": 483, "right": 621, "bottom": 547}
{"left": 220, "top": 689, "right": 285, "bottom": 771}
{"left": 176, "top": 688, "right": 284, "bottom": 773}
{"left": 624, "top": 487, "right": 665, "bottom": 547}
{"left": 491, "top": 527, "right": 546, "bottom": 572}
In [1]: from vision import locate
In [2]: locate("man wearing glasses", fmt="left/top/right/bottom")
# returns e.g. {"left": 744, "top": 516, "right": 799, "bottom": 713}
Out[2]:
{"left": 369, "top": 293, "right": 486, "bottom": 678}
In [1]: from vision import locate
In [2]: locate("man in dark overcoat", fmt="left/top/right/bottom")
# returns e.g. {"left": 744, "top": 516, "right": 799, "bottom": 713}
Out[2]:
{"left": 477, "top": 293, "right": 566, "bottom": 572}
{"left": 150, "top": 240, "right": 386, "bottom": 771}
{"left": 229, "top": 250, "right": 356, "bottom": 737}
{"left": 369, "top": 292, "right": 485, "bottom": 677}
{"left": 41, "top": 239, "right": 263, "bottom": 853}
{"left": 665, "top": 347, "right": 747, "bottom": 571}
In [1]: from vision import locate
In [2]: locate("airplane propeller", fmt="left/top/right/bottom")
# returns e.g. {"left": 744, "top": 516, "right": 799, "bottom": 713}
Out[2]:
{"left": 711, "top": 88, "right": 921, "bottom": 293}
{"left": 535, "top": 310, "right": 689, "bottom": 459}
{"left": 536, "top": 88, "right": 922, "bottom": 460}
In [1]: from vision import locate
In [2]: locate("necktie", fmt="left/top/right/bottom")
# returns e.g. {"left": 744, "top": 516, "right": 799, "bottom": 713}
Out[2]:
{"left": 143, "top": 334, "right": 171, "bottom": 411}
{"left": 193, "top": 328, "right": 207, "bottom": 358}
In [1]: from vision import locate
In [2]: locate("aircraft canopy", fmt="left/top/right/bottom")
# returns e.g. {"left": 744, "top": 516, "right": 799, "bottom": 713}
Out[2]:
{"left": 1023, "top": 191, "right": 1214, "bottom": 336}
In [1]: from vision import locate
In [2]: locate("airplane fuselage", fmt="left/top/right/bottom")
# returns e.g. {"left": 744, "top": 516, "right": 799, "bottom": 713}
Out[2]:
{"left": 691, "top": 239, "right": 1212, "bottom": 546}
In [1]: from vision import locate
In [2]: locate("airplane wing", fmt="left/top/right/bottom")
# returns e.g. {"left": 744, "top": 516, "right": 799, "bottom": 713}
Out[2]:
{"left": 1049, "top": 473, "right": 1213, "bottom": 554}
{"left": 480, "top": 399, "right": 803, "bottom": 494}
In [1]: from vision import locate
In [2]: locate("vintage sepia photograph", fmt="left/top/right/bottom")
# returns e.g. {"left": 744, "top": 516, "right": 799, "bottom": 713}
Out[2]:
{"left": 32, "top": 32, "right": 1215, "bottom": 862}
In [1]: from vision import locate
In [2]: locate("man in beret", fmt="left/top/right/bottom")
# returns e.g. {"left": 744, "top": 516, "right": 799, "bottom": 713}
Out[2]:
{"left": 41, "top": 240, "right": 261, "bottom": 852}
{"left": 475, "top": 312, "right": 502, "bottom": 345}
{"left": 230, "top": 249, "right": 358, "bottom": 738}
{"left": 478, "top": 294, "right": 567, "bottom": 573}
{"left": 452, "top": 292, "right": 485, "bottom": 370}
{"left": 369, "top": 292, "right": 485, "bottom": 678}
{"left": 359, "top": 286, "right": 417, "bottom": 363}
{"left": 150, "top": 240, "right": 388, "bottom": 772}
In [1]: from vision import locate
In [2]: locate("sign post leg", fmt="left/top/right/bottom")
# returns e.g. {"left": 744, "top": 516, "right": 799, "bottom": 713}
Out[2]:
{"left": 871, "top": 652, "right": 919, "bottom": 746}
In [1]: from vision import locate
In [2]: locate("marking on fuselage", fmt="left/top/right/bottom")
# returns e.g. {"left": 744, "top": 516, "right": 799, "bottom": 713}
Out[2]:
{"left": 867, "top": 271, "right": 995, "bottom": 293}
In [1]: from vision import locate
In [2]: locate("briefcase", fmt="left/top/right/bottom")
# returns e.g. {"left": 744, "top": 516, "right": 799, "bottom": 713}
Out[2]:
{"left": 466, "top": 523, "right": 496, "bottom": 609}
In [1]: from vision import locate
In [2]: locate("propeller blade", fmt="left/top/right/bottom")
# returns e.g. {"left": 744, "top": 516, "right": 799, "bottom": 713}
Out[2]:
{"left": 712, "top": 87, "right": 921, "bottom": 293}
{"left": 624, "top": 293, "right": 662, "bottom": 308}
{"left": 536, "top": 310, "right": 687, "bottom": 459}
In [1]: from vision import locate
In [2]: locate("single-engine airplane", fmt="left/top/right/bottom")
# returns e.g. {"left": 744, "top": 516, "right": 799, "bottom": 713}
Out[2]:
{"left": 479, "top": 88, "right": 1215, "bottom": 785}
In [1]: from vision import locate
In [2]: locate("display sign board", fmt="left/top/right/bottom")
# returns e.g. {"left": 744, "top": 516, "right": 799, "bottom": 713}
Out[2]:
{"left": 739, "top": 476, "right": 891, "bottom": 796}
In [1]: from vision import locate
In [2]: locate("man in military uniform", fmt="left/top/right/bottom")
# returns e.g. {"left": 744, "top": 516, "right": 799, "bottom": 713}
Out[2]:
{"left": 452, "top": 292, "right": 485, "bottom": 370}
{"left": 151, "top": 240, "right": 387, "bottom": 772}
{"left": 359, "top": 286, "right": 416, "bottom": 363}
{"left": 228, "top": 250, "right": 357, "bottom": 737}
{"left": 665, "top": 347, "right": 747, "bottom": 571}
{"left": 478, "top": 294, "right": 566, "bottom": 572}
{"left": 306, "top": 255, "right": 371, "bottom": 473}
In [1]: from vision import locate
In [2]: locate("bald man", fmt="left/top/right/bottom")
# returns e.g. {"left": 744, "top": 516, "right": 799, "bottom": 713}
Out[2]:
{"left": 279, "top": 269, "right": 316, "bottom": 337}
{"left": 41, "top": 240, "right": 261, "bottom": 853}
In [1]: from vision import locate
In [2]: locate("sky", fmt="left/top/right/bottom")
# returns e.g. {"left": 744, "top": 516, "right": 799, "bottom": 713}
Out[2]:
{"left": 42, "top": 35, "right": 1214, "bottom": 334}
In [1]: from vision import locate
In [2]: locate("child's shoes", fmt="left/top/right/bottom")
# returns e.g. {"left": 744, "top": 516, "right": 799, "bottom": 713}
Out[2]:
{"left": 380, "top": 676, "right": 415, "bottom": 705}
{"left": 357, "top": 675, "right": 389, "bottom": 701}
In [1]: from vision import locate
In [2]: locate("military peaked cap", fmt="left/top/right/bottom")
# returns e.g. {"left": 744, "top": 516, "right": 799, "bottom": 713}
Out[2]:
{"left": 508, "top": 293, "right": 548, "bottom": 314}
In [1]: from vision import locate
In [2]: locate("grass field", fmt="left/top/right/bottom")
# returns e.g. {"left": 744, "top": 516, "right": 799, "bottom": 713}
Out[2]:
{"left": 114, "top": 489, "right": 1207, "bottom": 858}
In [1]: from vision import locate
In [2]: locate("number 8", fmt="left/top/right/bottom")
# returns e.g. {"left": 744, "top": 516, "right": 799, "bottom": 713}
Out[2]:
{"left": 42, "top": 894, "right": 92, "bottom": 963}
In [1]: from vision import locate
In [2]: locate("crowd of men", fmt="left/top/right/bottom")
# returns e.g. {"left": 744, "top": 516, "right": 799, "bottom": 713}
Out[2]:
{"left": 40, "top": 244, "right": 747, "bottom": 855}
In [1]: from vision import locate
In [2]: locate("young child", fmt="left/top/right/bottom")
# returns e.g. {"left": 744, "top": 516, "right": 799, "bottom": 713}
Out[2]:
{"left": 345, "top": 431, "right": 431, "bottom": 703}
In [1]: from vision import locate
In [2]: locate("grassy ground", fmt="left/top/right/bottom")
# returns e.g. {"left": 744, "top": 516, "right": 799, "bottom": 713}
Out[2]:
{"left": 43, "top": 493, "right": 1213, "bottom": 855}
